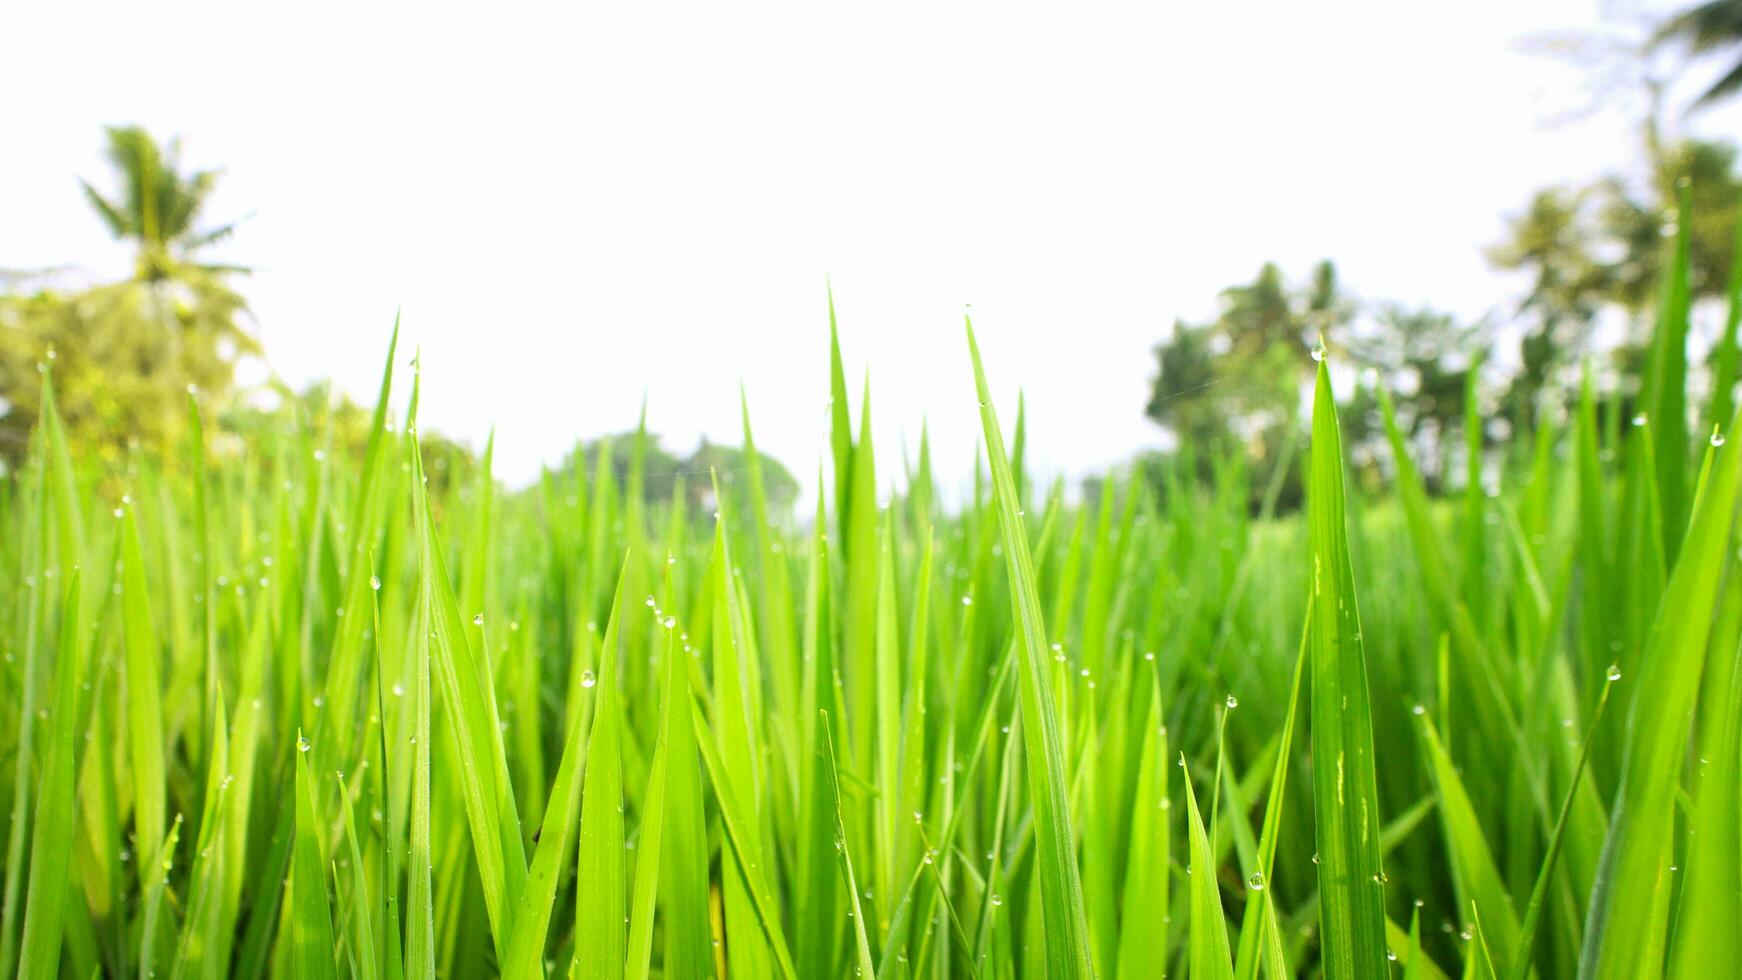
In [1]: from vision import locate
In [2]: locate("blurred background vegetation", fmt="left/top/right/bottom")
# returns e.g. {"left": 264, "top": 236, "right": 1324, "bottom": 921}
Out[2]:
{"left": 5, "top": 2, "right": 1742, "bottom": 515}
{"left": 0, "top": 127, "right": 798, "bottom": 507}
{"left": 1142, "top": 0, "right": 1742, "bottom": 510}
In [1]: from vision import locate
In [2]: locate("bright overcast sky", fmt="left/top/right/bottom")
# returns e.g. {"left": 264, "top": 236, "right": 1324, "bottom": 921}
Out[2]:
{"left": 5, "top": 1, "right": 1740, "bottom": 499}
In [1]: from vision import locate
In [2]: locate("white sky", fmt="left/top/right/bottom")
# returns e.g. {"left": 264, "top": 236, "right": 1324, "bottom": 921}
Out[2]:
{"left": 5, "top": 1, "right": 1740, "bottom": 500}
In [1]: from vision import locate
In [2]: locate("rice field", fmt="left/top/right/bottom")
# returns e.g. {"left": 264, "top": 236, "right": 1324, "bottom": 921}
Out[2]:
{"left": 2, "top": 269, "right": 1739, "bottom": 977}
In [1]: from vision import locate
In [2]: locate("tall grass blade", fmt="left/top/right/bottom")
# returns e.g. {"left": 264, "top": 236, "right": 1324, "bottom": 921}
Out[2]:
{"left": 965, "top": 319, "right": 1093, "bottom": 979}
{"left": 1307, "top": 358, "right": 1389, "bottom": 978}
{"left": 573, "top": 561, "right": 630, "bottom": 980}
{"left": 17, "top": 576, "right": 81, "bottom": 979}
{"left": 292, "top": 731, "right": 339, "bottom": 980}
{"left": 1580, "top": 406, "right": 1742, "bottom": 978}
{"left": 1183, "top": 753, "right": 1235, "bottom": 980}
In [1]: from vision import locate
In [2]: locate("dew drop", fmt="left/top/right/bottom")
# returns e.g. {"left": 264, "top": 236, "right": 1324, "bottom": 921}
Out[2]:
{"left": 1310, "top": 337, "right": 1327, "bottom": 362}
{"left": 580, "top": 670, "right": 597, "bottom": 689}
{"left": 1247, "top": 872, "right": 1265, "bottom": 890}
{"left": 1605, "top": 663, "right": 1622, "bottom": 682}
{"left": 297, "top": 735, "right": 312, "bottom": 753}
{"left": 370, "top": 575, "right": 382, "bottom": 591}
{"left": 1225, "top": 694, "right": 1239, "bottom": 709}
{"left": 1712, "top": 428, "right": 1726, "bottom": 448}
{"left": 473, "top": 612, "right": 484, "bottom": 626}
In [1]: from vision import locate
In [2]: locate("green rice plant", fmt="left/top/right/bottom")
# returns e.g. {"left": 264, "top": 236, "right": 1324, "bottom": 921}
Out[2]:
{"left": 0, "top": 204, "right": 1739, "bottom": 979}
{"left": 1306, "top": 357, "right": 1389, "bottom": 978}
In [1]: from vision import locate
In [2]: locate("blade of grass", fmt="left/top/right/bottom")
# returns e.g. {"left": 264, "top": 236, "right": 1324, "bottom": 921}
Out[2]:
{"left": 1417, "top": 716, "right": 1521, "bottom": 974}
{"left": 292, "top": 731, "right": 338, "bottom": 980}
{"left": 624, "top": 654, "right": 671, "bottom": 980}
{"left": 573, "top": 558, "right": 630, "bottom": 980}
{"left": 504, "top": 564, "right": 625, "bottom": 978}
{"left": 690, "top": 699, "right": 798, "bottom": 980}
{"left": 1307, "top": 357, "right": 1389, "bottom": 978}
{"left": 795, "top": 480, "right": 844, "bottom": 980}
{"left": 703, "top": 497, "right": 775, "bottom": 979}
{"left": 1183, "top": 752, "right": 1235, "bottom": 980}
{"left": 1234, "top": 602, "right": 1310, "bottom": 980}
{"left": 410, "top": 413, "right": 528, "bottom": 960}
{"left": 17, "top": 575, "right": 81, "bottom": 979}
{"left": 405, "top": 413, "right": 438, "bottom": 980}
{"left": 1509, "top": 677, "right": 1613, "bottom": 980}
{"left": 1581, "top": 406, "right": 1742, "bottom": 978}
{"left": 655, "top": 623, "right": 713, "bottom": 980}
{"left": 170, "top": 688, "right": 230, "bottom": 980}
{"left": 139, "top": 816, "right": 183, "bottom": 980}
{"left": 1666, "top": 632, "right": 1742, "bottom": 977}
{"left": 965, "top": 319, "right": 1093, "bottom": 980}
{"left": 334, "top": 770, "right": 379, "bottom": 980}
{"left": 1115, "top": 665, "right": 1170, "bottom": 980}
{"left": 824, "top": 714, "right": 879, "bottom": 980}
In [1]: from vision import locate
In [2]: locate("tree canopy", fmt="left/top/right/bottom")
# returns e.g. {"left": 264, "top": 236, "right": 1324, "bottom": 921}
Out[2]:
{"left": 0, "top": 125, "right": 258, "bottom": 468}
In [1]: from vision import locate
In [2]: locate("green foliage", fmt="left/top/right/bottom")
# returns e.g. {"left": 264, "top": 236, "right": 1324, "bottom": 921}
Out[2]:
{"left": 556, "top": 430, "right": 800, "bottom": 520}
{"left": 1306, "top": 361, "right": 1389, "bottom": 978}
{"left": 1489, "top": 138, "right": 1742, "bottom": 419}
{"left": 0, "top": 126, "right": 258, "bottom": 470}
{"left": 1144, "top": 260, "right": 1481, "bottom": 510}
{"left": 1655, "top": 0, "right": 1742, "bottom": 107}
{"left": 0, "top": 212, "right": 1739, "bottom": 979}
{"left": 1145, "top": 261, "right": 1347, "bottom": 458}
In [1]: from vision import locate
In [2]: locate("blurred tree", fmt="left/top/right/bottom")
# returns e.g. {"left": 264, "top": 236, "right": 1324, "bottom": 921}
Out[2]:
{"left": 0, "top": 126, "right": 258, "bottom": 468}
{"left": 1489, "top": 138, "right": 1742, "bottom": 417}
{"left": 686, "top": 437, "right": 800, "bottom": 514}
{"left": 1144, "top": 260, "right": 1352, "bottom": 510}
{"left": 1343, "top": 305, "right": 1485, "bottom": 486}
{"left": 79, "top": 125, "right": 250, "bottom": 285}
{"left": 567, "top": 432, "right": 799, "bottom": 517}
{"left": 1487, "top": 187, "right": 1611, "bottom": 420}
{"left": 1146, "top": 261, "right": 1349, "bottom": 447}
{"left": 1656, "top": 0, "right": 1742, "bottom": 107}
{"left": 1143, "top": 319, "right": 1220, "bottom": 450}
{"left": 221, "top": 379, "right": 477, "bottom": 497}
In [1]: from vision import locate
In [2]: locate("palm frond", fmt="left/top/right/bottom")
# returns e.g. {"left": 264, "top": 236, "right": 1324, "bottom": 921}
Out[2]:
{"left": 79, "top": 180, "right": 131, "bottom": 238}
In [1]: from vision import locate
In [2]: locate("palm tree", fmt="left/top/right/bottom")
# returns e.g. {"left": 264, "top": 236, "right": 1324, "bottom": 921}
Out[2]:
{"left": 1657, "top": 1, "right": 1742, "bottom": 107}
{"left": 78, "top": 126, "right": 260, "bottom": 378}
{"left": 81, "top": 126, "right": 250, "bottom": 282}
{"left": 0, "top": 126, "right": 263, "bottom": 466}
